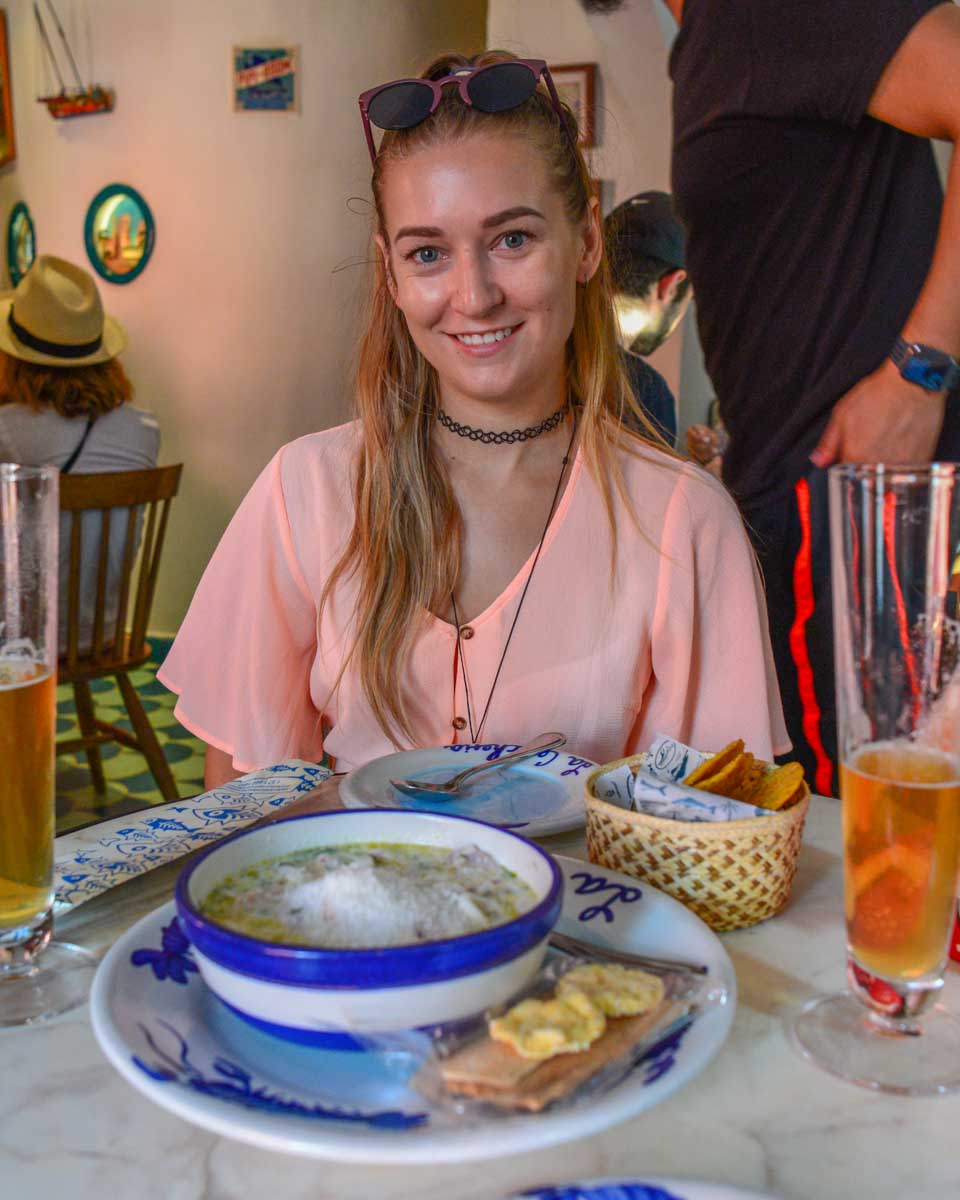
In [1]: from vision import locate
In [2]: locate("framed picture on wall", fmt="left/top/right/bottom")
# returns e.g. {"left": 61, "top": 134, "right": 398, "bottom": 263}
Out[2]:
{"left": 84, "top": 183, "right": 156, "bottom": 285}
{"left": 550, "top": 62, "right": 597, "bottom": 147}
{"left": 7, "top": 201, "right": 35, "bottom": 285}
{"left": 0, "top": 10, "right": 16, "bottom": 167}
{"left": 233, "top": 46, "right": 299, "bottom": 112}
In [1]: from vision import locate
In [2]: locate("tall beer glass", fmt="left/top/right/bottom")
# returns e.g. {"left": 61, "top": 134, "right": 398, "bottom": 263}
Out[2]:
{"left": 0, "top": 464, "right": 95, "bottom": 1025}
{"left": 793, "top": 464, "right": 960, "bottom": 1094}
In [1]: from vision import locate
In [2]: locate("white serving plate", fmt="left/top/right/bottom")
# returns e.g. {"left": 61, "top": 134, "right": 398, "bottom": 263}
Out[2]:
{"left": 90, "top": 856, "right": 736, "bottom": 1164}
{"left": 340, "top": 742, "right": 595, "bottom": 837}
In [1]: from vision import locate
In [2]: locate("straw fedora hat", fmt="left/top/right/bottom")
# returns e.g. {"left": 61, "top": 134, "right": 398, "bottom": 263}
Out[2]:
{"left": 0, "top": 254, "right": 127, "bottom": 368}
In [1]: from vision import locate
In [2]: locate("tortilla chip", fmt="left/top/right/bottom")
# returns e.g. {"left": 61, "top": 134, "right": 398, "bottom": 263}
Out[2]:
{"left": 688, "top": 751, "right": 751, "bottom": 798}
{"left": 683, "top": 740, "right": 745, "bottom": 788}
{"left": 556, "top": 963, "right": 665, "bottom": 1018}
{"left": 728, "top": 756, "right": 766, "bottom": 803}
{"left": 751, "top": 761, "right": 806, "bottom": 810}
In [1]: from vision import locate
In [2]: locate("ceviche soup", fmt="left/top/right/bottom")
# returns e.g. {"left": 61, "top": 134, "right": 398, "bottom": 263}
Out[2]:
{"left": 199, "top": 842, "right": 538, "bottom": 949}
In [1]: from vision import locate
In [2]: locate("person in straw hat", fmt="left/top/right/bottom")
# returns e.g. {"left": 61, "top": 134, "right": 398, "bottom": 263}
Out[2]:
{"left": 0, "top": 254, "right": 160, "bottom": 650}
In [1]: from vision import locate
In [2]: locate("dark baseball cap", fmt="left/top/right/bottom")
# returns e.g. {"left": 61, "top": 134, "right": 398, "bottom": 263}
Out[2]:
{"left": 605, "top": 190, "right": 686, "bottom": 270}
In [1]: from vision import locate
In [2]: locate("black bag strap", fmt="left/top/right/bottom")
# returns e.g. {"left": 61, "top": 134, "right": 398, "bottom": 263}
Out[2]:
{"left": 61, "top": 417, "right": 96, "bottom": 474}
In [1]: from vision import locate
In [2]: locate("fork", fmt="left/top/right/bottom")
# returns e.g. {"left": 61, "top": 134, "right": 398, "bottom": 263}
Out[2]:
{"left": 548, "top": 930, "right": 709, "bottom": 975}
{"left": 389, "top": 732, "right": 567, "bottom": 799}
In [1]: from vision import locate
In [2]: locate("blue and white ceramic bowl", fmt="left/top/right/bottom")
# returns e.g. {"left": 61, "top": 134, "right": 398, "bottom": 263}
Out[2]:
{"left": 175, "top": 809, "right": 563, "bottom": 1048}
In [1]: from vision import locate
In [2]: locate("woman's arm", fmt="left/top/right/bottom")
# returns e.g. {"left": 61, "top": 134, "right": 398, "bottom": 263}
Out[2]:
{"left": 204, "top": 744, "right": 245, "bottom": 789}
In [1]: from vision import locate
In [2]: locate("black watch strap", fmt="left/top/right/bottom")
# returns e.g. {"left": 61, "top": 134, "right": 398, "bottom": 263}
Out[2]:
{"left": 890, "top": 337, "right": 960, "bottom": 394}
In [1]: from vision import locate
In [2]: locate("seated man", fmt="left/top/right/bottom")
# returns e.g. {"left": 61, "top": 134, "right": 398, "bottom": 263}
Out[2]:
{"left": 604, "top": 191, "right": 692, "bottom": 447}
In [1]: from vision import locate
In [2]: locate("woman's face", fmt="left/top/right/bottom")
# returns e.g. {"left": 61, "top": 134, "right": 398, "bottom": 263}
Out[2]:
{"left": 377, "top": 133, "right": 601, "bottom": 415}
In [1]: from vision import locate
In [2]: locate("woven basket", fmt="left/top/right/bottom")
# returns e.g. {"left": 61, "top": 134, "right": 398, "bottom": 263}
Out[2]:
{"left": 584, "top": 755, "right": 810, "bottom": 932}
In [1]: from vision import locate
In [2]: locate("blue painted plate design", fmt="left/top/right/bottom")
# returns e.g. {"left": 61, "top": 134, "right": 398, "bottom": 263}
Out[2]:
{"left": 90, "top": 856, "right": 736, "bottom": 1164}
{"left": 512, "top": 1182, "right": 778, "bottom": 1200}
{"left": 339, "top": 743, "right": 595, "bottom": 837}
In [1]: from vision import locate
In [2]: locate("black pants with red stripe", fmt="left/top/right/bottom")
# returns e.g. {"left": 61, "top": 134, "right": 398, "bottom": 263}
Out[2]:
{"left": 745, "top": 468, "right": 838, "bottom": 796}
{"left": 744, "top": 401, "right": 960, "bottom": 799}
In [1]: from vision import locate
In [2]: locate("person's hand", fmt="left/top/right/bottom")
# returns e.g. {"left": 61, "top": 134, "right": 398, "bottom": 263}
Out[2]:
{"left": 810, "top": 359, "right": 946, "bottom": 468}
{"left": 686, "top": 423, "right": 721, "bottom": 465}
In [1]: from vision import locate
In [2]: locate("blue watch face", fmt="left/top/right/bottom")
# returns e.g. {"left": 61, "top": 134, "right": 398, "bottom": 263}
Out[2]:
{"left": 903, "top": 358, "right": 946, "bottom": 392}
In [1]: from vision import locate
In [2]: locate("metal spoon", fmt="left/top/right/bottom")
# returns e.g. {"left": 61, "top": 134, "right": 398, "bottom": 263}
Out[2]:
{"left": 389, "top": 732, "right": 567, "bottom": 799}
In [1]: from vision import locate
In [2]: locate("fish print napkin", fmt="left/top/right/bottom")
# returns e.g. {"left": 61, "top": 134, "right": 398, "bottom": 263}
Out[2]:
{"left": 594, "top": 734, "right": 772, "bottom": 823}
{"left": 54, "top": 759, "right": 332, "bottom": 914}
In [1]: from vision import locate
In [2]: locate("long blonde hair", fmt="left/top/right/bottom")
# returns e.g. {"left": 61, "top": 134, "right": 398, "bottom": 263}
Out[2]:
{"left": 323, "top": 50, "right": 668, "bottom": 746}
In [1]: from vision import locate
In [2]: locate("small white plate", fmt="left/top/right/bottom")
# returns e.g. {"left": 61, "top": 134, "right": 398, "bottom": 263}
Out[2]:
{"left": 90, "top": 857, "right": 736, "bottom": 1164}
{"left": 509, "top": 1181, "right": 779, "bottom": 1200}
{"left": 339, "top": 743, "right": 595, "bottom": 837}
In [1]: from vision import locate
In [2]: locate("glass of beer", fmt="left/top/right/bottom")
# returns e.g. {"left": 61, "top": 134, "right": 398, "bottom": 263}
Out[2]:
{"left": 1, "top": 464, "right": 95, "bottom": 1025}
{"left": 792, "top": 463, "right": 960, "bottom": 1094}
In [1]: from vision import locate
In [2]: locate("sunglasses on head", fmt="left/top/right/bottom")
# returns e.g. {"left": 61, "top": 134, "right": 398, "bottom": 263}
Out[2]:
{"left": 358, "top": 59, "right": 571, "bottom": 165}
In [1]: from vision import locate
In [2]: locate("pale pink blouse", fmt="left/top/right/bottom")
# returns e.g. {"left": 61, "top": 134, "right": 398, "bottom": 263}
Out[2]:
{"left": 158, "top": 422, "right": 789, "bottom": 772}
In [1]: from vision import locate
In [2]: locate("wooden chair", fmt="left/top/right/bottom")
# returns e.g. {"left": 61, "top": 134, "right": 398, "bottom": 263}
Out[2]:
{"left": 57, "top": 464, "right": 183, "bottom": 802}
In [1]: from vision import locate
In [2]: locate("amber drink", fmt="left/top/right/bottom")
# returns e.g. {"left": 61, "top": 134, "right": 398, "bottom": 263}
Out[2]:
{"left": 0, "top": 463, "right": 95, "bottom": 1025}
{"left": 792, "top": 464, "right": 960, "bottom": 1095}
{"left": 843, "top": 741, "right": 960, "bottom": 983}
{"left": 0, "top": 664, "right": 56, "bottom": 934}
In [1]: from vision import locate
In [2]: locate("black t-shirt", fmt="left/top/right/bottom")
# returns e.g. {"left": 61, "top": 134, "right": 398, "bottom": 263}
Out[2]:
{"left": 621, "top": 349, "right": 678, "bottom": 447}
{"left": 670, "top": 0, "right": 946, "bottom": 509}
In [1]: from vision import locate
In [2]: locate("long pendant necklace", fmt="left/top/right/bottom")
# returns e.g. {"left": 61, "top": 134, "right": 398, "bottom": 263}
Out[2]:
{"left": 451, "top": 412, "right": 578, "bottom": 744}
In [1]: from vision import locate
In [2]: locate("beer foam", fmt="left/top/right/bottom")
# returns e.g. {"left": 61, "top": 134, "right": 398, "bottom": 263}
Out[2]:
{"left": 0, "top": 638, "right": 48, "bottom": 689}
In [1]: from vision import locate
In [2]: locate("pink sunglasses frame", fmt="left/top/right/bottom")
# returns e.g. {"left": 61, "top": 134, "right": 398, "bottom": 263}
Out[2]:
{"left": 357, "top": 58, "right": 571, "bottom": 166}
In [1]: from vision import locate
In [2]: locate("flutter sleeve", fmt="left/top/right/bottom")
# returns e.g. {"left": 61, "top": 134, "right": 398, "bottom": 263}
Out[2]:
{"left": 630, "top": 467, "right": 790, "bottom": 762}
{"left": 157, "top": 446, "right": 323, "bottom": 772}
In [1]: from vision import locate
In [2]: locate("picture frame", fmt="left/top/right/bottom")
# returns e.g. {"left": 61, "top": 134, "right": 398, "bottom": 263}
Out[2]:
{"left": 84, "top": 183, "right": 156, "bottom": 286}
{"left": 0, "top": 10, "right": 15, "bottom": 167}
{"left": 233, "top": 46, "right": 298, "bottom": 113}
{"left": 550, "top": 62, "right": 597, "bottom": 148}
{"left": 7, "top": 201, "right": 35, "bottom": 286}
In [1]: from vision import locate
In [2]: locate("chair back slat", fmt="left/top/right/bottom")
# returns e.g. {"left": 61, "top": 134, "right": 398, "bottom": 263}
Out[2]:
{"left": 90, "top": 507, "right": 112, "bottom": 661}
{"left": 65, "top": 511, "right": 83, "bottom": 667}
{"left": 57, "top": 465, "right": 183, "bottom": 683}
{"left": 129, "top": 498, "right": 160, "bottom": 652}
{"left": 112, "top": 506, "right": 140, "bottom": 652}
{"left": 132, "top": 495, "right": 174, "bottom": 650}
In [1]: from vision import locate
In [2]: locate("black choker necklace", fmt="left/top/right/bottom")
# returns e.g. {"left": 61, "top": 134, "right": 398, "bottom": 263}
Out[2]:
{"left": 437, "top": 402, "right": 568, "bottom": 445}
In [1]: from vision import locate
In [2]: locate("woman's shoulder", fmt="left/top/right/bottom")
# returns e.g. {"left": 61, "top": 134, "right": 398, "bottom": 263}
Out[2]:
{"left": 270, "top": 420, "right": 361, "bottom": 514}
{"left": 614, "top": 435, "right": 744, "bottom": 539}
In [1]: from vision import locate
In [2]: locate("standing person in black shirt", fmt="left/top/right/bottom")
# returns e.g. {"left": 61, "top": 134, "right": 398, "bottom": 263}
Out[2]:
{"left": 587, "top": 0, "right": 960, "bottom": 795}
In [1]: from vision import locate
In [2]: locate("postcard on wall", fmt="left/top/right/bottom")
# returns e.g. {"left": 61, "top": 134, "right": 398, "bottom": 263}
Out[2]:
{"left": 233, "top": 46, "right": 298, "bottom": 113}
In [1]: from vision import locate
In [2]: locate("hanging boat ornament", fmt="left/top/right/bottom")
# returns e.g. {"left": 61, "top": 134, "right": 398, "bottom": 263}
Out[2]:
{"left": 34, "top": 1, "right": 114, "bottom": 119}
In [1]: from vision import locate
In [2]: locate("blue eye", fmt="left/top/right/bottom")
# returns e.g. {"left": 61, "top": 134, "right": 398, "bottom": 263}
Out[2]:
{"left": 411, "top": 246, "right": 441, "bottom": 265}
{"left": 500, "top": 230, "right": 530, "bottom": 250}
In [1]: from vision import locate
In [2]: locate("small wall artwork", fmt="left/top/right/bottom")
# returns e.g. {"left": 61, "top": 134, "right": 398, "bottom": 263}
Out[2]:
{"left": 550, "top": 62, "right": 597, "bottom": 148}
{"left": 233, "top": 46, "right": 298, "bottom": 112}
{"left": 7, "top": 202, "right": 35, "bottom": 286}
{"left": 84, "top": 184, "right": 155, "bottom": 285}
{"left": 0, "top": 9, "right": 15, "bottom": 166}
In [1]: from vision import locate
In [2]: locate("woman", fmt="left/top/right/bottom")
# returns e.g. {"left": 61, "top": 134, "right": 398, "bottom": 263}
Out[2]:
{"left": 0, "top": 254, "right": 160, "bottom": 650}
{"left": 158, "top": 51, "right": 787, "bottom": 788}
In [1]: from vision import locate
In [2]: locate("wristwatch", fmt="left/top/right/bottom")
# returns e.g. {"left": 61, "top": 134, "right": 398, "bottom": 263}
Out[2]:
{"left": 890, "top": 337, "right": 960, "bottom": 394}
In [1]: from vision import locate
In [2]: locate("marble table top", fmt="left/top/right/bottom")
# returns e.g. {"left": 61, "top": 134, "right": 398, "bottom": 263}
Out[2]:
{"left": 3, "top": 791, "right": 959, "bottom": 1200}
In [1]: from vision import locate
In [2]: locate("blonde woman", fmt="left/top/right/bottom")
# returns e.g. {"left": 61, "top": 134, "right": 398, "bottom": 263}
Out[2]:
{"left": 158, "top": 51, "right": 787, "bottom": 788}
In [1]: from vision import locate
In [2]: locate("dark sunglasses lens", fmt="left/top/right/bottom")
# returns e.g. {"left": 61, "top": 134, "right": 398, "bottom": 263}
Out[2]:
{"left": 466, "top": 63, "right": 538, "bottom": 113}
{"left": 367, "top": 82, "right": 434, "bottom": 130}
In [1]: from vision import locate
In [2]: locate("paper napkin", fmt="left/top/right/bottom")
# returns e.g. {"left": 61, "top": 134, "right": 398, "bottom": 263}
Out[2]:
{"left": 54, "top": 759, "right": 332, "bottom": 914}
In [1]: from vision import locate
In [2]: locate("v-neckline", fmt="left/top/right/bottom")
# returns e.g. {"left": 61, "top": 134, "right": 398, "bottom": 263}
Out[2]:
{"left": 428, "top": 447, "right": 584, "bottom": 634}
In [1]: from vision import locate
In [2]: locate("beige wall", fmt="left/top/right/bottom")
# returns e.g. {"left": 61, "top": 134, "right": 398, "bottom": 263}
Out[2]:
{"left": 487, "top": 0, "right": 684, "bottom": 405}
{"left": 0, "top": 0, "right": 486, "bottom": 633}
